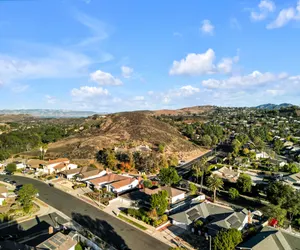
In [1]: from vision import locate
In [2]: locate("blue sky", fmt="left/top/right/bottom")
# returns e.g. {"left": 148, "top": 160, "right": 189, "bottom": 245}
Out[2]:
{"left": 1, "top": 0, "right": 300, "bottom": 112}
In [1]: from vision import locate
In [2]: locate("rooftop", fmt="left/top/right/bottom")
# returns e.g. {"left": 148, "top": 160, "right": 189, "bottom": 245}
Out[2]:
{"left": 36, "top": 232, "right": 77, "bottom": 250}
{"left": 238, "top": 226, "right": 300, "bottom": 250}
{"left": 48, "top": 158, "right": 69, "bottom": 164}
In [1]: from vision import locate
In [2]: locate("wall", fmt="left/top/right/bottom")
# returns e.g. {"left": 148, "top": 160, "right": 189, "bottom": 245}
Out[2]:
{"left": 171, "top": 193, "right": 185, "bottom": 204}
{"left": 113, "top": 179, "right": 139, "bottom": 194}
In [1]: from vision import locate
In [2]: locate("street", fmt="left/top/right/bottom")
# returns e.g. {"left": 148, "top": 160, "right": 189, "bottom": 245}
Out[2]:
{"left": 0, "top": 176, "right": 169, "bottom": 250}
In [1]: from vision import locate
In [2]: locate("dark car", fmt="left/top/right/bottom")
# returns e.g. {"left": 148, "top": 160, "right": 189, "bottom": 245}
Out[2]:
{"left": 3, "top": 178, "right": 10, "bottom": 183}
{"left": 10, "top": 180, "right": 17, "bottom": 186}
{"left": 15, "top": 185, "right": 23, "bottom": 191}
{"left": 49, "top": 183, "right": 54, "bottom": 187}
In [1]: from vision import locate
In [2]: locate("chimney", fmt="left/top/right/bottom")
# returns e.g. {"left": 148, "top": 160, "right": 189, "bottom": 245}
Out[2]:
{"left": 48, "top": 226, "right": 54, "bottom": 235}
{"left": 137, "top": 176, "right": 143, "bottom": 189}
{"left": 248, "top": 211, "right": 252, "bottom": 224}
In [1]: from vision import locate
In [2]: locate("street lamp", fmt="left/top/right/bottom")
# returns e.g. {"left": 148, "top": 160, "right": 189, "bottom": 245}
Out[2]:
{"left": 205, "top": 234, "right": 212, "bottom": 250}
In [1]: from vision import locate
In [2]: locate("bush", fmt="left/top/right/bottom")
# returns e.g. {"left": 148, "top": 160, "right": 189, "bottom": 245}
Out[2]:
{"left": 75, "top": 243, "right": 83, "bottom": 250}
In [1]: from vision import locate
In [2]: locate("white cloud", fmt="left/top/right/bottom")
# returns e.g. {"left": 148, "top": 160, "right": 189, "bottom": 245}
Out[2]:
{"left": 133, "top": 96, "right": 145, "bottom": 101}
{"left": 251, "top": 0, "right": 276, "bottom": 21}
{"left": 266, "top": 89, "right": 285, "bottom": 96}
{"left": 202, "top": 71, "right": 284, "bottom": 89}
{"left": 74, "top": 11, "right": 109, "bottom": 47}
{"left": 200, "top": 20, "right": 214, "bottom": 35}
{"left": 169, "top": 49, "right": 238, "bottom": 76}
{"left": 45, "top": 95, "right": 57, "bottom": 104}
{"left": 173, "top": 32, "right": 183, "bottom": 37}
{"left": 178, "top": 85, "right": 200, "bottom": 96}
{"left": 90, "top": 70, "right": 123, "bottom": 86}
{"left": 121, "top": 66, "right": 134, "bottom": 78}
{"left": 71, "top": 86, "right": 109, "bottom": 99}
{"left": 267, "top": 1, "right": 300, "bottom": 29}
{"left": 230, "top": 18, "right": 242, "bottom": 30}
{"left": 11, "top": 84, "right": 29, "bottom": 93}
{"left": 0, "top": 49, "right": 91, "bottom": 84}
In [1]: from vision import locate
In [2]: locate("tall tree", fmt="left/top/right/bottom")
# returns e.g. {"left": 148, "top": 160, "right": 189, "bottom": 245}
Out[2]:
{"left": 192, "top": 157, "right": 207, "bottom": 192}
{"left": 18, "top": 184, "right": 38, "bottom": 212}
{"left": 150, "top": 190, "right": 168, "bottom": 216}
{"left": 213, "top": 229, "right": 242, "bottom": 250}
{"left": 207, "top": 174, "right": 224, "bottom": 202}
{"left": 158, "top": 167, "right": 181, "bottom": 186}
{"left": 6, "top": 163, "right": 17, "bottom": 173}
{"left": 237, "top": 173, "right": 252, "bottom": 193}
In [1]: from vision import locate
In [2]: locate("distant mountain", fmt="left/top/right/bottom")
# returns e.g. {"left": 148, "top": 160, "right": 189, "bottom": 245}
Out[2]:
{"left": 256, "top": 103, "right": 294, "bottom": 110}
{"left": 0, "top": 109, "right": 98, "bottom": 118}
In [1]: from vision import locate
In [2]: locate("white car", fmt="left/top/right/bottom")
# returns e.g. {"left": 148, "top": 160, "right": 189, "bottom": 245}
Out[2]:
{"left": 0, "top": 171, "right": 7, "bottom": 175}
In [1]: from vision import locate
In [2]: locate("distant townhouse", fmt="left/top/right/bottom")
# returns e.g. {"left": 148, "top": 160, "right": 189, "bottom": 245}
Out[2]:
{"left": 0, "top": 186, "right": 8, "bottom": 206}
{"left": 170, "top": 202, "right": 250, "bottom": 236}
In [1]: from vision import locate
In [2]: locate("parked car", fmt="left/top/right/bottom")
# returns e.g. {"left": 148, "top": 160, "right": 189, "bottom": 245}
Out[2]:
{"left": 3, "top": 178, "right": 10, "bottom": 183}
{"left": 0, "top": 171, "right": 7, "bottom": 175}
{"left": 49, "top": 183, "right": 54, "bottom": 187}
{"left": 15, "top": 185, "right": 23, "bottom": 191}
{"left": 10, "top": 180, "right": 17, "bottom": 186}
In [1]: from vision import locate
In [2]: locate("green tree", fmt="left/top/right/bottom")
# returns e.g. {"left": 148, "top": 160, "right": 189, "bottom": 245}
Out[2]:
{"left": 232, "top": 139, "right": 242, "bottom": 156}
{"left": 228, "top": 188, "right": 239, "bottom": 200}
{"left": 143, "top": 179, "right": 153, "bottom": 188}
{"left": 266, "top": 181, "right": 294, "bottom": 206}
{"left": 274, "top": 139, "right": 284, "bottom": 154}
{"left": 18, "top": 184, "right": 38, "bottom": 212}
{"left": 213, "top": 228, "right": 243, "bottom": 250}
{"left": 75, "top": 243, "right": 83, "bottom": 250}
{"left": 192, "top": 157, "right": 207, "bottom": 191}
{"left": 202, "top": 135, "right": 212, "bottom": 147}
{"left": 6, "top": 163, "right": 17, "bottom": 173}
{"left": 158, "top": 143, "right": 166, "bottom": 153}
{"left": 150, "top": 190, "right": 168, "bottom": 216}
{"left": 189, "top": 183, "right": 198, "bottom": 195}
{"left": 266, "top": 205, "right": 287, "bottom": 226}
{"left": 158, "top": 167, "right": 181, "bottom": 186}
{"left": 237, "top": 173, "right": 252, "bottom": 193}
{"left": 207, "top": 175, "right": 224, "bottom": 202}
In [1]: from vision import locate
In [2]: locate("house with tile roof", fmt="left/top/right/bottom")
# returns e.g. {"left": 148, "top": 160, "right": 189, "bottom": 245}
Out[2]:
{"left": 87, "top": 173, "right": 139, "bottom": 194}
{"left": 237, "top": 226, "right": 300, "bottom": 250}
{"left": 170, "top": 202, "right": 250, "bottom": 236}
{"left": 0, "top": 186, "right": 8, "bottom": 206}
{"left": 144, "top": 186, "right": 186, "bottom": 204}
{"left": 39, "top": 158, "right": 79, "bottom": 175}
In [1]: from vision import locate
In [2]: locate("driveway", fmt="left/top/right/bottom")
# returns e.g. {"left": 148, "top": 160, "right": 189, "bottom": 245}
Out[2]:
{"left": 0, "top": 175, "right": 169, "bottom": 250}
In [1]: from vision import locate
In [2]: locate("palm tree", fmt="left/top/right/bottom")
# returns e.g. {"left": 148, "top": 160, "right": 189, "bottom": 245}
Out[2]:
{"left": 192, "top": 157, "right": 207, "bottom": 192}
{"left": 206, "top": 174, "right": 224, "bottom": 202}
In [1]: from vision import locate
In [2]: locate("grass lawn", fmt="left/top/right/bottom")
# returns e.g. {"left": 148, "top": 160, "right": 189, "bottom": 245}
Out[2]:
{"left": 118, "top": 214, "right": 147, "bottom": 230}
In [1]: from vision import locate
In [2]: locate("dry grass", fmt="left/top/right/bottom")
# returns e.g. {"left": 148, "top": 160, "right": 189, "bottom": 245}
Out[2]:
{"left": 44, "top": 112, "right": 204, "bottom": 159}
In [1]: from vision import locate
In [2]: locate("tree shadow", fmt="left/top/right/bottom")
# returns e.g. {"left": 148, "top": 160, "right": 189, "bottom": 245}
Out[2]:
{"left": 72, "top": 212, "right": 130, "bottom": 250}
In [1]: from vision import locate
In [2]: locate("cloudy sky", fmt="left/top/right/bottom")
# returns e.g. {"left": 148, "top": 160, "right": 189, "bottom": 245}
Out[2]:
{"left": 1, "top": 0, "right": 300, "bottom": 112}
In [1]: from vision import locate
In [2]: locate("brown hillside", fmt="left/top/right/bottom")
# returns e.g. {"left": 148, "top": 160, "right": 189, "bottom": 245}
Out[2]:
{"left": 45, "top": 112, "right": 203, "bottom": 160}
{"left": 153, "top": 105, "right": 215, "bottom": 116}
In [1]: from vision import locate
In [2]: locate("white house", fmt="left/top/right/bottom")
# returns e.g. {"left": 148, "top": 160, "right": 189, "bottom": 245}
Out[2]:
{"left": 256, "top": 151, "right": 270, "bottom": 160}
{"left": 15, "top": 162, "right": 26, "bottom": 170}
{"left": 143, "top": 186, "right": 186, "bottom": 204}
{"left": 0, "top": 186, "right": 8, "bottom": 206}
{"left": 43, "top": 158, "right": 71, "bottom": 174}
{"left": 88, "top": 173, "right": 140, "bottom": 194}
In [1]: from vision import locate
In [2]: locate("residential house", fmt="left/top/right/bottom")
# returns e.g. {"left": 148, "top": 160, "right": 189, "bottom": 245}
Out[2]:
{"left": 15, "top": 161, "right": 26, "bottom": 170}
{"left": 88, "top": 173, "right": 139, "bottom": 194}
{"left": 170, "top": 202, "right": 250, "bottom": 236}
{"left": 237, "top": 226, "right": 300, "bottom": 250}
{"left": 143, "top": 186, "right": 186, "bottom": 204}
{"left": 0, "top": 186, "right": 8, "bottom": 206}
{"left": 26, "top": 159, "right": 47, "bottom": 172}
{"left": 77, "top": 168, "right": 106, "bottom": 182}
{"left": 285, "top": 172, "right": 300, "bottom": 184}
{"left": 256, "top": 151, "right": 270, "bottom": 160}
{"left": 212, "top": 166, "right": 240, "bottom": 183}
{"left": 43, "top": 158, "right": 71, "bottom": 174}
{"left": 269, "top": 158, "right": 287, "bottom": 167}
{"left": 36, "top": 232, "right": 77, "bottom": 250}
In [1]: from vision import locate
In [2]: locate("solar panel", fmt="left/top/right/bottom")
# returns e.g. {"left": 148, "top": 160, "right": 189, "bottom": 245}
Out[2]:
{"left": 227, "top": 215, "right": 238, "bottom": 225}
{"left": 187, "top": 209, "right": 198, "bottom": 216}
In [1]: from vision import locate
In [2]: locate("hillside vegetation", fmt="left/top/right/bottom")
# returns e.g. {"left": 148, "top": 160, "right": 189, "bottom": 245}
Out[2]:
{"left": 44, "top": 112, "right": 203, "bottom": 159}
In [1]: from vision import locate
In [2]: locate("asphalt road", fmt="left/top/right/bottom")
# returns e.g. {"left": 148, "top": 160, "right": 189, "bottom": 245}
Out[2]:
{"left": 0, "top": 176, "right": 169, "bottom": 250}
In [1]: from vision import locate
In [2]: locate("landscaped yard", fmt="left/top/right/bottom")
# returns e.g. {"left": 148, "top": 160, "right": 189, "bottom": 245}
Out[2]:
{"left": 85, "top": 190, "right": 116, "bottom": 206}
{"left": 118, "top": 214, "right": 147, "bottom": 230}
